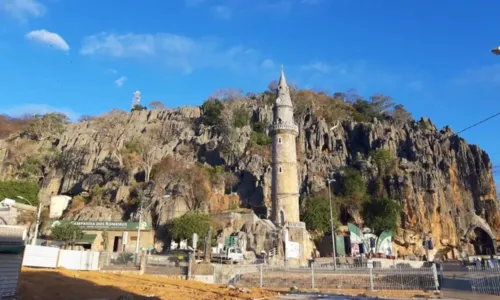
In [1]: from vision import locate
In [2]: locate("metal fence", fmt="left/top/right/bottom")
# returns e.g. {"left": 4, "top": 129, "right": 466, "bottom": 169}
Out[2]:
{"left": 230, "top": 264, "right": 439, "bottom": 291}
{"left": 99, "top": 252, "right": 188, "bottom": 276}
{"left": 468, "top": 265, "right": 500, "bottom": 296}
{"left": 99, "top": 252, "right": 140, "bottom": 271}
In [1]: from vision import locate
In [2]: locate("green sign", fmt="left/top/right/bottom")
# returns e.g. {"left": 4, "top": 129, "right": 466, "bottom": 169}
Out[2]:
{"left": 50, "top": 220, "right": 150, "bottom": 230}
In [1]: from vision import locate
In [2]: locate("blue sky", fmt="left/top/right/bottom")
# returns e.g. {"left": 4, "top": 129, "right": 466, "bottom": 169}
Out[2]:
{"left": 0, "top": 0, "right": 499, "bottom": 187}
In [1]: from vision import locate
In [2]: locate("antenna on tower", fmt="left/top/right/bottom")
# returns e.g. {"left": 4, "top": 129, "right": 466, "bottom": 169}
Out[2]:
{"left": 132, "top": 90, "right": 141, "bottom": 109}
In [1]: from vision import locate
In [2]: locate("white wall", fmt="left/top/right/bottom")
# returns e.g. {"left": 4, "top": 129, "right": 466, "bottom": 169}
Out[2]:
{"left": 49, "top": 195, "right": 72, "bottom": 219}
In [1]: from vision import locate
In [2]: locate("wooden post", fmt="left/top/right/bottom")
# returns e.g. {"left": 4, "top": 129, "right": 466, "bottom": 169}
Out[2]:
{"left": 139, "top": 251, "right": 146, "bottom": 275}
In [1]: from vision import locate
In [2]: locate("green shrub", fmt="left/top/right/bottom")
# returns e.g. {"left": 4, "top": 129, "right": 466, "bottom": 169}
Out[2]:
{"left": 362, "top": 197, "right": 401, "bottom": 233}
{"left": 250, "top": 132, "right": 272, "bottom": 146}
{"left": 50, "top": 223, "right": 84, "bottom": 244}
{"left": 168, "top": 212, "right": 213, "bottom": 247}
{"left": 301, "top": 196, "right": 340, "bottom": 234}
{"left": 202, "top": 99, "right": 224, "bottom": 126}
{"left": 0, "top": 180, "right": 39, "bottom": 205}
{"left": 233, "top": 107, "right": 250, "bottom": 128}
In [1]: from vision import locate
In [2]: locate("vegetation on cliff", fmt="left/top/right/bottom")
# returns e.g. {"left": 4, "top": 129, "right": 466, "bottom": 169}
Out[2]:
{"left": 0, "top": 83, "right": 498, "bottom": 256}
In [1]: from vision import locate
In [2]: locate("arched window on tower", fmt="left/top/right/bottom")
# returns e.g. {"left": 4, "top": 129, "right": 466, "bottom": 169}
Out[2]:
{"left": 278, "top": 137, "right": 282, "bottom": 144}
{"left": 278, "top": 166, "right": 282, "bottom": 173}
{"left": 278, "top": 117, "right": 282, "bottom": 123}
{"left": 280, "top": 210, "right": 285, "bottom": 225}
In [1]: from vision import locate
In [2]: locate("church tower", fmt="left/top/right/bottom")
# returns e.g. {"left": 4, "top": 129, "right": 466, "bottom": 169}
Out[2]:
{"left": 271, "top": 67, "right": 301, "bottom": 227}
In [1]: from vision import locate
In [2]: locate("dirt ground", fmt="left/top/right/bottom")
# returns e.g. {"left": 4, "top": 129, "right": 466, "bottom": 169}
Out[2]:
{"left": 17, "top": 268, "right": 278, "bottom": 300}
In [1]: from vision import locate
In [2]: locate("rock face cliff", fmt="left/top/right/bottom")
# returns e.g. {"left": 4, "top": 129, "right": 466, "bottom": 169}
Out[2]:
{"left": 0, "top": 96, "right": 498, "bottom": 258}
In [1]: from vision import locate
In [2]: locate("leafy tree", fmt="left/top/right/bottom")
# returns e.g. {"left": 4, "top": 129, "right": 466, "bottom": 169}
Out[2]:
{"left": 250, "top": 132, "right": 272, "bottom": 146}
{"left": 50, "top": 223, "right": 84, "bottom": 246}
{"left": 232, "top": 107, "right": 250, "bottom": 128}
{"left": 20, "top": 148, "right": 61, "bottom": 182}
{"left": 131, "top": 104, "right": 147, "bottom": 112}
{"left": 168, "top": 212, "right": 212, "bottom": 246}
{"left": 362, "top": 197, "right": 401, "bottom": 233}
{"left": 370, "top": 94, "right": 394, "bottom": 116}
{"left": 392, "top": 104, "right": 413, "bottom": 126}
{"left": 301, "top": 195, "right": 340, "bottom": 234}
{"left": 352, "top": 99, "right": 376, "bottom": 122}
{"left": 0, "top": 180, "right": 39, "bottom": 205}
{"left": 252, "top": 121, "right": 267, "bottom": 134}
{"left": 201, "top": 99, "right": 224, "bottom": 126}
{"left": 149, "top": 100, "right": 166, "bottom": 110}
{"left": 370, "top": 148, "right": 396, "bottom": 176}
{"left": 209, "top": 88, "right": 243, "bottom": 102}
{"left": 24, "top": 113, "right": 69, "bottom": 141}
{"left": 122, "top": 124, "right": 173, "bottom": 182}
{"left": 340, "top": 168, "right": 367, "bottom": 203}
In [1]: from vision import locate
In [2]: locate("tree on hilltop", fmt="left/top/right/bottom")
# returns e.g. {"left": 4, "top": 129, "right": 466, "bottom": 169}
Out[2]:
{"left": 149, "top": 101, "right": 166, "bottom": 110}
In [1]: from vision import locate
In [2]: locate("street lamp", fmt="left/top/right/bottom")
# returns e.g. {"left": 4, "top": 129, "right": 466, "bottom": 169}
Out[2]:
{"left": 135, "top": 194, "right": 171, "bottom": 254}
{"left": 326, "top": 178, "right": 337, "bottom": 270}
{"left": 16, "top": 196, "right": 41, "bottom": 246}
{"left": 492, "top": 46, "right": 500, "bottom": 55}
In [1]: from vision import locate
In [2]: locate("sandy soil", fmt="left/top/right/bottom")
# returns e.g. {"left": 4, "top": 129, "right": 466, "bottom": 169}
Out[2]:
{"left": 18, "top": 268, "right": 278, "bottom": 300}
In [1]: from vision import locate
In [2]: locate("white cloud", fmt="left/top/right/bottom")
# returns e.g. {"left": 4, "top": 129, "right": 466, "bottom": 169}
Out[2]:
{"left": 80, "top": 32, "right": 267, "bottom": 74}
{"left": 0, "top": 0, "right": 45, "bottom": 20}
{"left": 261, "top": 59, "right": 275, "bottom": 69}
{"left": 452, "top": 64, "right": 500, "bottom": 85}
{"left": 4, "top": 104, "right": 80, "bottom": 121}
{"left": 300, "top": 62, "right": 332, "bottom": 73}
{"left": 25, "top": 29, "right": 70, "bottom": 51}
{"left": 106, "top": 69, "right": 118, "bottom": 74}
{"left": 213, "top": 5, "right": 232, "bottom": 19}
{"left": 407, "top": 80, "right": 423, "bottom": 90}
{"left": 114, "top": 76, "right": 127, "bottom": 87}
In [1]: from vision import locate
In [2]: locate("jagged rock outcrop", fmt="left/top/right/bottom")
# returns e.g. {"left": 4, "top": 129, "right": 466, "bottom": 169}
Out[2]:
{"left": 0, "top": 100, "right": 498, "bottom": 258}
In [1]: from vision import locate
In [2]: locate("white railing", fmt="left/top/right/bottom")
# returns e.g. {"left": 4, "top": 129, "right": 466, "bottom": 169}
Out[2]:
{"left": 228, "top": 264, "right": 439, "bottom": 291}
{"left": 468, "top": 265, "right": 500, "bottom": 295}
{"left": 270, "top": 122, "right": 299, "bottom": 132}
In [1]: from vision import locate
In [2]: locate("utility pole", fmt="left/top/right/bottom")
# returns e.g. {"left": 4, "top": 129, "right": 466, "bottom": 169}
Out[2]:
{"left": 135, "top": 193, "right": 171, "bottom": 254}
{"left": 327, "top": 178, "right": 337, "bottom": 270}
{"left": 17, "top": 196, "right": 41, "bottom": 246}
{"left": 31, "top": 203, "right": 42, "bottom": 246}
{"left": 135, "top": 199, "right": 143, "bottom": 254}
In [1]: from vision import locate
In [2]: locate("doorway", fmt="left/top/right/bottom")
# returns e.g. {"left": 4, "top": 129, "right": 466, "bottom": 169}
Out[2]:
{"left": 113, "top": 236, "right": 123, "bottom": 252}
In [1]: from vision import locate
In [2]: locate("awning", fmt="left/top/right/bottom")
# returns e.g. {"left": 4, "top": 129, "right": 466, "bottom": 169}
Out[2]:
{"left": 0, "top": 245, "right": 25, "bottom": 254}
{"left": 75, "top": 234, "right": 97, "bottom": 245}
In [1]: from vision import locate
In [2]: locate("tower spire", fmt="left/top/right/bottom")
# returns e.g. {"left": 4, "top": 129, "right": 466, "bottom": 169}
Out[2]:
{"left": 278, "top": 65, "right": 287, "bottom": 88}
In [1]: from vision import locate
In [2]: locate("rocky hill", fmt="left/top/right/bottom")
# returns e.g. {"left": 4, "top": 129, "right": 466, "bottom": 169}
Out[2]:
{"left": 0, "top": 89, "right": 498, "bottom": 258}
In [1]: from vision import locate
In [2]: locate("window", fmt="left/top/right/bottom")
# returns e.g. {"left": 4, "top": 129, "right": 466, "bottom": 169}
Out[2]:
{"left": 278, "top": 137, "right": 282, "bottom": 144}
{"left": 279, "top": 166, "right": 282, "bottom": 173}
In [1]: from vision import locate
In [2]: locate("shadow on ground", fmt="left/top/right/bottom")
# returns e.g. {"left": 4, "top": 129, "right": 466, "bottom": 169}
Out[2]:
{"left": 17, "top": 271, "right": 161, "bottom": 300}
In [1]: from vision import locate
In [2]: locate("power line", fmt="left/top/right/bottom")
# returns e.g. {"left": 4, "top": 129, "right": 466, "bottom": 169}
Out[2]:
{"left": 456, "top": 112, "right": 500, "bottom": 134}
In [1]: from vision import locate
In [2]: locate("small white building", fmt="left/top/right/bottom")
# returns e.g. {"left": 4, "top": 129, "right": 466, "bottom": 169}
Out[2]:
{"left": 49, "top": 195, "right": 72, "bottom": 219}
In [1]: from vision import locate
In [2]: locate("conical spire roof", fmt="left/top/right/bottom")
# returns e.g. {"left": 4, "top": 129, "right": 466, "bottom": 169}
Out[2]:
{"left": 275, "top": 65, "right": 293, "bottom": 107}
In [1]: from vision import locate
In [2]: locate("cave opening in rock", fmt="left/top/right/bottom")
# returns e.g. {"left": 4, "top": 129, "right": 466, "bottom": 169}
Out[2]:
{"left": 339, "top": 206, "right": 354, "bottom": 225}
{"left": 471, "top": 227, "right": 495, "bottom": 255}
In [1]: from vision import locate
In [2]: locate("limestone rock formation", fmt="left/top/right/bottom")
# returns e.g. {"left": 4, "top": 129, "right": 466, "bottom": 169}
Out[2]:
{"left": 0, "top": 96, "right": 498, "bottom": 258}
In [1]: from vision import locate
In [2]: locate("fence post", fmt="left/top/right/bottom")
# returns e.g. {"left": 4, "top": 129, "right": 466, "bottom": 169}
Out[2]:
{"left": 311, "top": 262, "right": 315, "bottom": 289}
{"left": 260, "top": 264, "right": 263, "bottom": 288}
{"left": 139, "top": 251, "right": 146, "bottom": 275}
{"left": 369, "top": 268, "right": 374, "bottom": 291}
{"left": 431, "top": 263, "right": 439, "bottom": 292}
{"left": 188, "top": 252, "right": 193, "bottom": 280}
